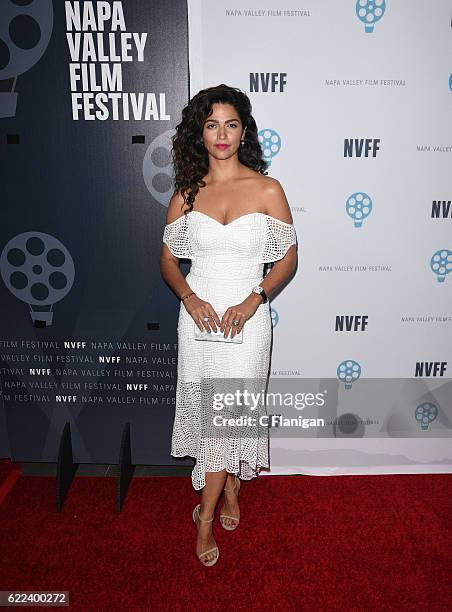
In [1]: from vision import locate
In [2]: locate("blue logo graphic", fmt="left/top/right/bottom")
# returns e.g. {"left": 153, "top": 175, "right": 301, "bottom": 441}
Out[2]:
{"left": 415, "top": 402, "right": 438, "bottom": 431}
{"left": 258, "top": 129, "right": 281, "bottom": 166}
{"left": 346, "top": 192, "right": 372, "bottom": 227}
{"left": 356, "top": 0, "right": 386, "bottom": 33}
{"left": 430, "top": 249, "right": 452, "bottom": 283}
{"left": 270, "top": 307, "right": 279, "bottom": 328}
{"left": 337, "top": 360, "right": 361, "bottom": 390}
{"left": 449, "top": 73, "right": 452, "bottom": 92}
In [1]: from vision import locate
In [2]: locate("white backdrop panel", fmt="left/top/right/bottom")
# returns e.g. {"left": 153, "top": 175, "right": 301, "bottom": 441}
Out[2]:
{"left": 187, "top": 0, "right": 452, "bottom": 475}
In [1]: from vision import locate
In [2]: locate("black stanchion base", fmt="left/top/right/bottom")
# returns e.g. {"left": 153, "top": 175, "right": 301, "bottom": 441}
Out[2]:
{"left": 56, "top": 422, "right": 78, "bottom": 512}
{"left": 117, "top": 422, "right": 135, "bottom": 512}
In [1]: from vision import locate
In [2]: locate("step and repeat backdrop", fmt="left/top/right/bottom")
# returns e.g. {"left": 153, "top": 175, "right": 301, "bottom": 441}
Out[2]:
{"left": 187, "top": 0, "right": 452, "bottom": 475}
{"left": 1, "top": 0, "right": 451, "bottom": 475}
{"left": 0, "top": 0, "right": 192, "bottom": 465}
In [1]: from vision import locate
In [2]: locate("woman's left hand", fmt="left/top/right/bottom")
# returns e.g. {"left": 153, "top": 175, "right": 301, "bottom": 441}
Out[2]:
{"left": 220, "top": 295, "right": 262, "bottom": 338}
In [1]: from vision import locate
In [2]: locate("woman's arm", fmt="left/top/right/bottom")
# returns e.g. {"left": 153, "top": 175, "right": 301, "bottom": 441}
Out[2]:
{"left": 159, "top": 191, "right": 194, "bottom": 300}
{"left": 160, "top": 191, "right": 221, "bottom": 332}
{"left": 250, "top": 178, "right": 297, "bottom": 305}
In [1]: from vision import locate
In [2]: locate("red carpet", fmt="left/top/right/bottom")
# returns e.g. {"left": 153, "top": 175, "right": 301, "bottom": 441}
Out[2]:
{"left": 0, "top": 473, "right": 451, "bottom": 611}
{"left": 0, "top": 459, "right": 21, "bottom": 506}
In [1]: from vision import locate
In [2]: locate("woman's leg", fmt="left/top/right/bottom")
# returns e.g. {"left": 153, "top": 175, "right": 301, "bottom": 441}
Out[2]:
{"left": 194, "top": 469, "right": 228, "bottom": 564}
{"left": 220, "top": 472, "right": 241, "bottom": 529}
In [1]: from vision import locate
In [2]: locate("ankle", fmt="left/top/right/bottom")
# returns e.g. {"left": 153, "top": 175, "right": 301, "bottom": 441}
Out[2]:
{"left": 198, "top": 506, "right": 215, "bottom": 522}
{"left": 224, "top": 475, "right": 238, "bottom": 492}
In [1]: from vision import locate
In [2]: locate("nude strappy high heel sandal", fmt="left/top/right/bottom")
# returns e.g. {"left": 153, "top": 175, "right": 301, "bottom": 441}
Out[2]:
{"left": 192, "top": 504, "right": 219, "bottom": 566}
{"left": 220, "top": 475, "right": 241, "bottom": 531}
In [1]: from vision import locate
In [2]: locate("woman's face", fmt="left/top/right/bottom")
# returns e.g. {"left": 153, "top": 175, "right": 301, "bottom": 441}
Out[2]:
{"left": 201, "top": 102, "right": 246, "bottom": 160}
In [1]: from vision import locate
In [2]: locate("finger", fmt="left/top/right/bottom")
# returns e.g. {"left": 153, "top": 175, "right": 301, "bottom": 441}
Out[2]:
{"left": 221, "top": 316, "right": 230, "bottom": 335}
{"left": 230, "top": 316, "right": 237, "bottom": 337}
{"left": 193, "top": 316, "right": 204, "bottom": 331}
{"left": 211, "top": 308, "right": 221, "bottom": 328}
{"left": 220, "top": 314, "right": 228, "bottom": 336}
{"left": 231, "top": 315, "right": 242, "bottom": 337}
{"left": 201, "top": 313, "right": 213, "bottom": 333}
{"left": 220, "top": 310, "right": 230, "bottom": 332}
{"left": 223, "top": 315, "right": 235, "bottom": 338}
{"left": 228, "top": 312, "right": 238, "bottom": 336}
{"left": 195, "top": 312, "right": 211, "bottom": 332}
{"left": 207, "top": 308, "right": 219, "bottom": 332}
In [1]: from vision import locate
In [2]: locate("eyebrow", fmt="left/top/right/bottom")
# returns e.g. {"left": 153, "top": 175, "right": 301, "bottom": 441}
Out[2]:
{"left": 204, "top": 118, "right": 240, "bottom": 123}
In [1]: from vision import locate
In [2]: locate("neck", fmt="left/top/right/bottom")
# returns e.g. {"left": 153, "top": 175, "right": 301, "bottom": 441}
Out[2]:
{"left": 205, "top": 155, "right": 243, "bottom": 184}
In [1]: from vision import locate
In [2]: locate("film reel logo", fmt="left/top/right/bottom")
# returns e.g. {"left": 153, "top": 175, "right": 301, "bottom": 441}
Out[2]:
{"left": 270, "top": 306, "right": 279, "bottom": 328}
{"left": 355, "top": 0, "right": 386, "bottom": 33}
{"left": 430, "top": 249, "right": 452, "bottom": 283}
{"left": 0, "top": 232, "right": 75, "bottom": 326}
{"left": 415, "top": 402, "right": 438, "bottom": 432}
{"left": 258, "top": 129, "right": 281, "bottom": 166}
{"left": 143, "top": 129, "right": 176, "bottom": 206}
{"left": 0, "top": 0, "right": 53, "bottom": 118}
{"left": 337, "top": 359, "right": 362, "bottom": 390}
{"left": 346, "top": 192, "right": 373, "bottom": 228}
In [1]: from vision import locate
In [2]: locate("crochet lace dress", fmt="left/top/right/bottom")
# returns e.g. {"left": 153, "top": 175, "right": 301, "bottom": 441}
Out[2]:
{"left": 162, "top": 210, "right": 297, "bottom": 490}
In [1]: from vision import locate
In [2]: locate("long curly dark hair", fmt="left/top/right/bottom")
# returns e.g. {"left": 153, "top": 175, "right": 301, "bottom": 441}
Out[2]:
{"left": 171, "top": 84, "right": 268, "bottom": 213}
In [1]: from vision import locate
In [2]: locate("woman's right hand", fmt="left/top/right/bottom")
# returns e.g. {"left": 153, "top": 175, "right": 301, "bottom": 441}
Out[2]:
{"left": 183, "top": 294, "right": 221, "bottom": 333}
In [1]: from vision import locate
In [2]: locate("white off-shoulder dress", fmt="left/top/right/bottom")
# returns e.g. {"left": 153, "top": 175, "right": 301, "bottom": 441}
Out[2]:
{"left": 162, "top": 210, "right": 297, "bottom": 490}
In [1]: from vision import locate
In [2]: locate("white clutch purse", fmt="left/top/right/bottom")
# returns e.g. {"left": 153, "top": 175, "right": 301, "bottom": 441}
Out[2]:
{"left": 194, "top": 313, "right": 244, "bottom": 344}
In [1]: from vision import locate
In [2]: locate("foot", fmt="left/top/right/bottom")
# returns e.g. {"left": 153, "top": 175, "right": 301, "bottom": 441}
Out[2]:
{"left": 193, "top": 505, "right": 219, "bottom": 566}
{"left": 220, "top": 475, "right": 240, "bottom": 530}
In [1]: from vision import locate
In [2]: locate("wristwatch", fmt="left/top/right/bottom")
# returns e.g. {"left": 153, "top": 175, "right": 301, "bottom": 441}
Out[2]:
{"left": 251, "top": 285, "right": 268, "bottom": 303}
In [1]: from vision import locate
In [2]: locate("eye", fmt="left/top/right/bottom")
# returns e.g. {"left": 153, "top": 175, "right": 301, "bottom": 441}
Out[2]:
{"left": 229, "top": 123, "right": 238, "bottom": 128}
{"left": 206, "top": 123, "right": 216, "bottom": 128}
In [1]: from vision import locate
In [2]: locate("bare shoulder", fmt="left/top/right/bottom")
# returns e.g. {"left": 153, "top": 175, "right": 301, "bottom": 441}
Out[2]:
{"left": 258, "top": 176, "right": 293, "bottom": 224}
{"left": 165, "top": 190, "right": 191, "bottom": 224}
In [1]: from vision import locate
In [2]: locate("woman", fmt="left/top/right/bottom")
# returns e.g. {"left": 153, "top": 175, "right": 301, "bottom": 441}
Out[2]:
{"left": 160, "top": 84, "right": 298, "bottom": 566}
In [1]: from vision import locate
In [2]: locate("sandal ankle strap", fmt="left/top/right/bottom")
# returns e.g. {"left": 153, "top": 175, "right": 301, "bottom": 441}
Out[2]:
{"left": 224, "top": 475, "right": 239, "bottom": 492}
{"left": 196, "top": 505, "right": 214, "bottom": 522}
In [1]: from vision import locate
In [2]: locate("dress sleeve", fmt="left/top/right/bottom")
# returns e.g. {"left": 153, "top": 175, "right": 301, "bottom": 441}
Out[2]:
{"left": 162, "top": 214, "right": 193, "bottom": 259}
{"left": 261, "top": 215, "right": 298, "bottom": 263}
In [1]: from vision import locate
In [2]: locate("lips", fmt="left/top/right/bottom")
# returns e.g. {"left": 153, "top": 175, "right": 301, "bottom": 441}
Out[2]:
{"left": 215, "top": 144, "right": 230, "bottom": 149}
